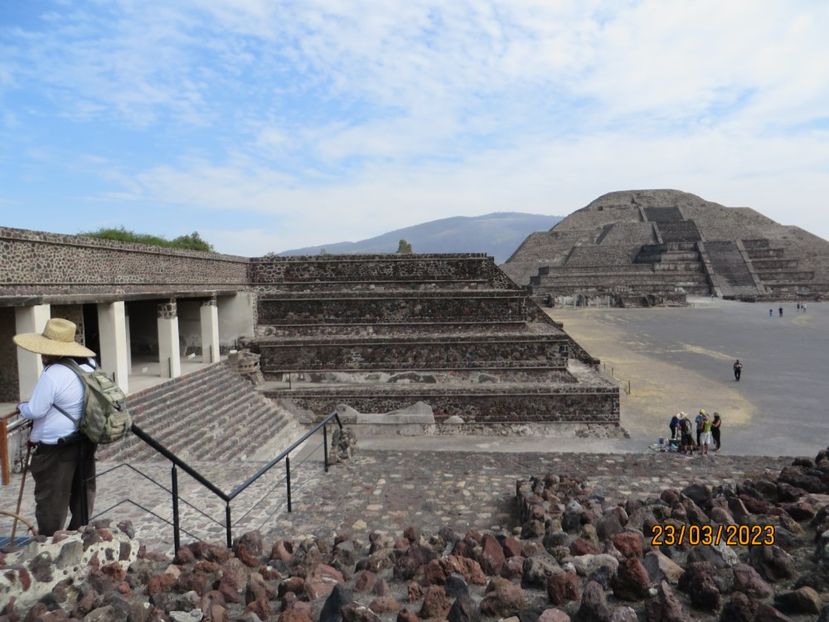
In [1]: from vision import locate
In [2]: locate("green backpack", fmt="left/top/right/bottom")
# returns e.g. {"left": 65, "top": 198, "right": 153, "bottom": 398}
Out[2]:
{"left": 54, "top": 359, "right": 132, "bottom": 444}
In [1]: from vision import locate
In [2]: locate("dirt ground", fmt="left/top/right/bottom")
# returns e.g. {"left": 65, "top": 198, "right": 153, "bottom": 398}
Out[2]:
{"left": 548, "top": 297, "right": 829, "bottom": 457}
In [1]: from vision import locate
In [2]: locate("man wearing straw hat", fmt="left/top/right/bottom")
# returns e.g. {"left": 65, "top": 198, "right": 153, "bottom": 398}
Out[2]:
{"left": 13, "top": 317, "right": 98, "bottom": 536}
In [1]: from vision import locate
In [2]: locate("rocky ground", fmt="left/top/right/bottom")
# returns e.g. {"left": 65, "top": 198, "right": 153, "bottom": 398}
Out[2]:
{"left": 2, "top": 445, "right": 829, "bottom": 621}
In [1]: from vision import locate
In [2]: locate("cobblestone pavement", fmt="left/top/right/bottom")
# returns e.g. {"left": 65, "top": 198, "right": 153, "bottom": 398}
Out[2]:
{"left": 5, "top": 448, "right": 789, "bottom": 554}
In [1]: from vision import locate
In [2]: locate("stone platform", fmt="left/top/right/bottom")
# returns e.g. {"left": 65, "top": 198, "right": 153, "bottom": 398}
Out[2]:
{"left": 3, "top": 449, "right": 793, "bottom": 554}
{"left": 249, "top": 253, "right": 618, "bottom": 427}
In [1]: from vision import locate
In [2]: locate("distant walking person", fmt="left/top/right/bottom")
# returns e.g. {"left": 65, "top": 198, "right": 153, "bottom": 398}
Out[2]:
{"left": 733, "top": 359, "right": 743, "bottom": 381}
{"left": 779, "top": 307, "right": 783, "bottom": 318}
{"left": 769, "top": 308, "right": 774, "bottom": 318}
{"left": 711, "top": 413, "right": 722, "bottom": 452}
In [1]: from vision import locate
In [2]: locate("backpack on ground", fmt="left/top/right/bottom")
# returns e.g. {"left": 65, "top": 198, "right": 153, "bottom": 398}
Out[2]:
{"left": 55, "top": 359, "right": 132, "bottom": 444}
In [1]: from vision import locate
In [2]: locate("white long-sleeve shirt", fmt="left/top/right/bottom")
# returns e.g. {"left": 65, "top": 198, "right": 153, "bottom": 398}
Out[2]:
{"left": 18, "top": 359, "right": 95, "bottom": 444}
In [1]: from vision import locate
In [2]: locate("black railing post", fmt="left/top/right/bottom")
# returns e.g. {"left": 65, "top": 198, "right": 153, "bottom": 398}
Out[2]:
{"left": 225, "top": 503, "right": 232, "bottom": 549}
{"left": 323, "top": 423, "right": 329, "bottom": 473}
{"left": 286, "top": 456, "right": 292, "bottom": 513}
{"left": 171, "top": 464, "right": 181, "bottom": 553}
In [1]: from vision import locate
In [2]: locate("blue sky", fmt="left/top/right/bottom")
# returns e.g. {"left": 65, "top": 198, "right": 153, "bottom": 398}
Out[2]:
{"left": 1, "top": 0, "right": 828, "bottom": 255}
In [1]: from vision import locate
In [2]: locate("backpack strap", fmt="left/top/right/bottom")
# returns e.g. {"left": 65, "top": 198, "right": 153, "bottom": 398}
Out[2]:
{"left": 53, "top": 403, "right": 80, "bottom": 430}
{"left": 54, "top": 358, "right": 89, "bottom": 430}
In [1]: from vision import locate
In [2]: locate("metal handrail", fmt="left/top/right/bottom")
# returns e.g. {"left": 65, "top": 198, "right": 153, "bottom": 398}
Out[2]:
{"left": 229, "top": 413, "right": 342, "bottom": 500}
{"left": 130, "top": 425, "right": 230, "bottom": 501}
{"left": 90, "top": 412, "right": 343, "bottom": 550}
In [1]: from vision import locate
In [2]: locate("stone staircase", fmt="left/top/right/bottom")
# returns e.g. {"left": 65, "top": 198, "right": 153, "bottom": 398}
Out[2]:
{"left": 527, "top": 241, "right": 711, "bottom": 302}
{"left": 99, "top": 363, "right": 304, "bottom": 463}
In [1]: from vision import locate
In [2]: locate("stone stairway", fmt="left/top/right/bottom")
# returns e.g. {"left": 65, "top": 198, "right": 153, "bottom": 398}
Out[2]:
{"left": 99, "top": 363, "right": 304, "bottom": 463}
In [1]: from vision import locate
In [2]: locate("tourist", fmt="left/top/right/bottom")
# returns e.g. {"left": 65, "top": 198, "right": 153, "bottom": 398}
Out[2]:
{"left": 712, "top": 413, "right": 722, "bottom": 452}
{"left": 695, "top": 409, "right": 705, "bottom": 446}
{"left": 802, "top": 303, "right": 807, "bottom": 313}
{"left": 769, "top": 308, "right": 774, "bottom": 318}
{"left": 679, "top": 412, "right": 694, "bottom": 454}
{"left": 779, "top": 306, "right": 783, "bottom": 318}
{"left": 13, "top": 318, "right": 98, "bottom": 537}
{"left": 669, "top": 412, "right": 680, "bottom": 441}
{"left": 733, "top": 359, "right": 743, "bottom": 381}
{"left": 700, "top": 412, "right": 713, "bottom": 456}
{"left": 797, "top": 302, "right": 801, "bottom": 311}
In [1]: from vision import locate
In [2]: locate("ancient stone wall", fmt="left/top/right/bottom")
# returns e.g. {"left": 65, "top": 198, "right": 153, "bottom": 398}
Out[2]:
{"left": 565, "top": 246, "right": 639, "bottom": 268}
{"left": 0, "top": 226, "right": 249, "bottom": 297}
{"left": 251, "top": 254, "right": 515, "bottom": 289}
{"left": 257, "top": 292, "right": 527, "bottom": 325}
{"left": 257, "top": 336, "right": 569, "bottom": 372}
{"left": 271, "top": 386, "right": 619, "bottom": 423}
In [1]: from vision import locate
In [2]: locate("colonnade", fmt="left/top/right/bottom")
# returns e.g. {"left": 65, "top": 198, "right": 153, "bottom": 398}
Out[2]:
{"left": 13, "top": 296, "right": 223, "bottom": 400}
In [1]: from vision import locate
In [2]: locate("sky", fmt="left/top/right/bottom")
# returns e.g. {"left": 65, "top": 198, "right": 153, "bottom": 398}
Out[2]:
{"left": 1, "top": 0, "right": 828, "bottom": 256}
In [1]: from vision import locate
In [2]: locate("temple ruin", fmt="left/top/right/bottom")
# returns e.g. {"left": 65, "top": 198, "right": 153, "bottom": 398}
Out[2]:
{"left": 504, "top": 189, "right": 829, "bottom": 306}
{"left": 0, "top": 225, "right": 619, "bottom": 473}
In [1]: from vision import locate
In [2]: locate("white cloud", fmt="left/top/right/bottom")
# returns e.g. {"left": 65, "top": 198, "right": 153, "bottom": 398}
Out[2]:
{"left": 111, "top": 124, "right": 829, "bottom": 254}
{"left": 2, "top": 0, "right": 829, "bottom": 248}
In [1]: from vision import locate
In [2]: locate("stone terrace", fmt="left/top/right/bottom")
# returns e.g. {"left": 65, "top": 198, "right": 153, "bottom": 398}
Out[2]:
{"left": 247, "top": 254, "right": 618, "bottom": 427}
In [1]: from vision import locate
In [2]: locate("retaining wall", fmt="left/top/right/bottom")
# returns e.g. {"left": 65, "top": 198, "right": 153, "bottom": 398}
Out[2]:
{"left": 257, "top": 336, "right": 569, "bottom": 373}
{"left": 270, "top": 385, "right": 620, "bottom": 424}
{"left": 0, "top": 227, "right": 248, "bottom": 298}
{"left": 257, "top": 292, "right": 528, "bottom": 325}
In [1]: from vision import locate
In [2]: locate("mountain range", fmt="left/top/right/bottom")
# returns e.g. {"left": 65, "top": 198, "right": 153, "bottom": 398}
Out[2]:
{"left": 279, "top": 212, "right": 562, "bottom": 264}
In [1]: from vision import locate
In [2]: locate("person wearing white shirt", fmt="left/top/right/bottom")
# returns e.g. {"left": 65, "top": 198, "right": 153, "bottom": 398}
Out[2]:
{"left": 14, "top": 318, "right": 98, "bottom": 536}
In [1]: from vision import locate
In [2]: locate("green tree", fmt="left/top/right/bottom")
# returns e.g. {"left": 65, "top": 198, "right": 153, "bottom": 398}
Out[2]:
{"left": 397, "top": 239, "right": 413, "bottom": 254}
{"left": 80, "top": 227, "right": 215, "bottom": 252}
{"left": 170, "top": 231, "right": 214, "bottom": 252}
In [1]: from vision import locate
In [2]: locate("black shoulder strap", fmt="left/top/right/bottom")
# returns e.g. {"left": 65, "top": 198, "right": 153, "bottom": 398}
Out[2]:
{"left": 54, "top": 403, "right": 80, "bottom": 429}
{"left": 53, "top": 358, "right": 88, "bottom": 430}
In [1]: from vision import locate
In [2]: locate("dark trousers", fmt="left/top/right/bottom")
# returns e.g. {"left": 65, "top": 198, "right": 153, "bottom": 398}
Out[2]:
{"left": 712, "top": 428, "right": 721, "bottom": 450}
{"left": 30, "top": 436, "right": 96, "bottom": 536}
{"left": 734, "top": 369, "right": 741, "bottom": 381}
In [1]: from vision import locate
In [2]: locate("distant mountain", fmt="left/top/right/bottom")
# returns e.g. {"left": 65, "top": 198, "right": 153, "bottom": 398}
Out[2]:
{"left": 279, "top": 212, "right": 563, "bottom": 264}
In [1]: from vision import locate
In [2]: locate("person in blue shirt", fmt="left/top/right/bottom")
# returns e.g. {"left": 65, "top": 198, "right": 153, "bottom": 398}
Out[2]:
{"left": 14, "top": 318, "right": 98, "bottom": 536}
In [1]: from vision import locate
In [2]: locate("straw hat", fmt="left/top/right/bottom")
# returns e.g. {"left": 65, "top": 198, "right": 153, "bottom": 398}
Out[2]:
{"left": 13, "top": 318, "right": 95, "bottom": 357}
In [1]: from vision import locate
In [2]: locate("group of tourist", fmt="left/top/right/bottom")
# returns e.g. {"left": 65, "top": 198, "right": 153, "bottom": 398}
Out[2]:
{"left": 668, "top": 409, "right": 722, "bottom": 456}
{"left": 769, "top": 303, "right": 806, "bottom": 318}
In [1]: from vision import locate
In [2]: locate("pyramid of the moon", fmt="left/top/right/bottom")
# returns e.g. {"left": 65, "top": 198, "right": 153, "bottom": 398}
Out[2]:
{"left": 503, "top": 190, "right": 829, "bottom": 304}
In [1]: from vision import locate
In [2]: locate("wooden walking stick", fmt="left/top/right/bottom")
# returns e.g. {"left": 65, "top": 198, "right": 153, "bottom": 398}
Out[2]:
{"left": 11, "top": 442, "right": 33, "bottom": 542}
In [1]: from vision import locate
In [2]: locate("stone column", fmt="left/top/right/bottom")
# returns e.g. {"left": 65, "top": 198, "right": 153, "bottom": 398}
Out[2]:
{"left": 125, "top": 311, "right": 132, "bottom": 373}
{"left": 14, "top": 304, "right": 51, "bottom": 400}
{"left": 200, "top": 298, "right": 220, "bottom": 363}
{"left": 157, "top": 300, "right": 181, "bottom": 379}
{"left": 97, "top": 301, "right": 129, "bottom": 393}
